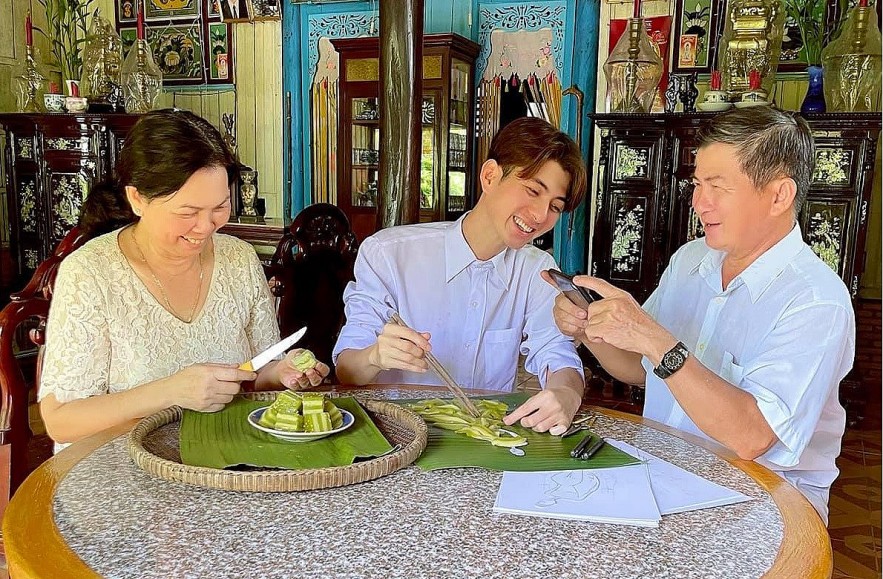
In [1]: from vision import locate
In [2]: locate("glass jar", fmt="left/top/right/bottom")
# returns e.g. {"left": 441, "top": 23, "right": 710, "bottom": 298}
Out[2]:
{"left": 603, "top": 18, "right": 663, "bottom": 113}
{"left": 821, "top": 1, "right": 882, "bottom": 112}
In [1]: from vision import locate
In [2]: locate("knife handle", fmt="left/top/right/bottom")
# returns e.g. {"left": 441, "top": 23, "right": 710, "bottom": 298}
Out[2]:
{"left": 239, "top": 361, "right": 255, "bottom": 371}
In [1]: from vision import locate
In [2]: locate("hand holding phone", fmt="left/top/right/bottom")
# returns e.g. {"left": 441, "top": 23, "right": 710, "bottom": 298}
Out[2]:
{"left": 545, "top": 269, "right": 602, "bottom": 309}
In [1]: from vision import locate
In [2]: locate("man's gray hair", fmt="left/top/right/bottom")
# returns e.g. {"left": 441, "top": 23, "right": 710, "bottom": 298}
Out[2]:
{"left": 696, "top": 107, "right": 815, "bottom": 214}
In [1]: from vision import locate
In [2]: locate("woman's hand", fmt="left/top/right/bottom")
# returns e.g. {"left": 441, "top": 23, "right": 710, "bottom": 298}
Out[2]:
{"left": 165, "top": 363, "right": 256, "bottom": 412}
{"left": 276, "top": 348, "right": 330, "bottom": 390}
{"left": 367, "top": 323, "right": 432, "bottom": 373}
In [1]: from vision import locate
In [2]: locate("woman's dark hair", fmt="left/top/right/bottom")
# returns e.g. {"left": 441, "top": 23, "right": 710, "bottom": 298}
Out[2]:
{"left": 77, "top": 109, "right": 238, "bottom": 238}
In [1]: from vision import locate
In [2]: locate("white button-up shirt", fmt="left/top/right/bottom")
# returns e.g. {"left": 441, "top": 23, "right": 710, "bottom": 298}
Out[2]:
{"left": 641, "top": 225, "right": 853, "bottom": 523}
{"left": 333, "top": 215, "right": 583, "bottom": 391}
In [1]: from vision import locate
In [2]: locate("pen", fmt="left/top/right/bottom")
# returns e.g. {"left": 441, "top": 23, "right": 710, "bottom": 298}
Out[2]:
{"left": 570, "top": 433, "right": 594, "bottom": 458}
{"left": 579, "top": 436, "right": 606, "bottom": 460}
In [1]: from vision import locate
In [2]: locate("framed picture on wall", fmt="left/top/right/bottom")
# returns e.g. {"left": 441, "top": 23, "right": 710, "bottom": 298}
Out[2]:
{"left": 116, "top": 0, "right": 137, "bottom": 23}
{"left": 145, "top": 0, "right": 201, "bottom": 21}
{"left": 148, "top": 23, "right": 206, "bottom": 84}
{"left": 220, "top": 0, "right": 253, "bottom": 22}
{"left": 251, "top": 0, "right": 281, "bottom": 20}
{"left": 205, "top": 21, "right": 235, "bottom": 83}
{"left": 672, "top": 0, "right": 723, "bottom": 73}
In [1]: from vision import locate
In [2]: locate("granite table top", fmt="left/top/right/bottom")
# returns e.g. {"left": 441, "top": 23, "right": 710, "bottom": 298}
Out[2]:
{"left": 49, "top": 388, "right": 785, "bottom": 579}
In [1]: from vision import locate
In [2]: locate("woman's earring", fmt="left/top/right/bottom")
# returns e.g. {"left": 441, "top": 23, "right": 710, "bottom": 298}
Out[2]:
{"left": 133, "top": 208, "right": 141, "bottom": 217}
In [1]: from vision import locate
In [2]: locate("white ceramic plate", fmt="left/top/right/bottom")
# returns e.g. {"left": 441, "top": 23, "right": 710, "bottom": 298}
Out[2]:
{"left": 697, "top": 101, "right": 733, "bottom": 112}
{"left": 248, "top": 407, "right": 354, "bottom": 442}
{"left": 733, "top": 100, "right": 771, "bottom": 108}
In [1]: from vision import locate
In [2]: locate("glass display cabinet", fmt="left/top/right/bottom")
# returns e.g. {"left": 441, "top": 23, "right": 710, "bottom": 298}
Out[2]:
{"left": 331, "top": 33, "right": 480, "bottom": 241}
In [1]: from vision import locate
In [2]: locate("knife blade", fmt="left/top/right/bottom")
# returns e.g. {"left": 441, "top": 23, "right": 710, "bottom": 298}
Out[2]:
{"left": 239, "top": 327, "right": 307, "bottom": 372}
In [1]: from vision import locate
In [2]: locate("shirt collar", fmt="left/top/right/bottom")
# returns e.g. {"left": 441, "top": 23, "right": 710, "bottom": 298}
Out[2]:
{"left": 692, "top": 224, "right": 806, "bottom": 301}
{"left": 444, "top": 212, "right": 513, "bottom": 290}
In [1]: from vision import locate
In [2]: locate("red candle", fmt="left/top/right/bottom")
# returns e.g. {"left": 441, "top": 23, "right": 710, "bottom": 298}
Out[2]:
{"left": 633, "top": 0, "right": 642, "bottom": 18}
{"left": 25, "top": 11, "right": 32, "bottom": 46}
{"left": 710, "top": 70, "right": 721, "bottom": 91}
{"left": 136, "top": 0, "right": 144, "bottom": 40}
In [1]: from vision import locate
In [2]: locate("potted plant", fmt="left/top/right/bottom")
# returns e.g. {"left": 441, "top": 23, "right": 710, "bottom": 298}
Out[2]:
{"left": 783, "top": 0, "right": 847, "bottom": 113}
{"left": 33, "top": 0, "right": 98, "bottom": 91}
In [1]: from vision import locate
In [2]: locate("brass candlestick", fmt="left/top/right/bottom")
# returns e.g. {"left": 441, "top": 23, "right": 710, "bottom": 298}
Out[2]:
{"left": 15, "top": 45, "right": 46, "bottom": 113}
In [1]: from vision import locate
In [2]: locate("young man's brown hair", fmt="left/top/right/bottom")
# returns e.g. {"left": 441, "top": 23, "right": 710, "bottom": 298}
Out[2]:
{"left": 486, "top": 116, "right": 587, "bottom": 212}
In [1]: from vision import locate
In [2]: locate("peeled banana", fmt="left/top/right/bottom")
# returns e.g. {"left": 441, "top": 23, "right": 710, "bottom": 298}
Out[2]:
{"left": 407, "top": 399, "right": 527, "bottom": 448}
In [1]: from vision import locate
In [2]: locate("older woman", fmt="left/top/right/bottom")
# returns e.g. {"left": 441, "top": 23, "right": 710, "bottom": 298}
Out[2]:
{"left": 39, "top": 110, "right": 329, "bottom": 447}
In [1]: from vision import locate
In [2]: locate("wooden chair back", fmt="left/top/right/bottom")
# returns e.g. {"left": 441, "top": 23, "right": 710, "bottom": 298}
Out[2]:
{"left": 0, "top": 228, "right": 88, "bottom": 527}
{"left": 266, "top": 204, "right": 359, "bottom": 377}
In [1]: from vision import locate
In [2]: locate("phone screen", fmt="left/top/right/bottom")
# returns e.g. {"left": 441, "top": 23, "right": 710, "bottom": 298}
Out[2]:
{"left": 546, "top": 269, "right": 595, "bottom": 308}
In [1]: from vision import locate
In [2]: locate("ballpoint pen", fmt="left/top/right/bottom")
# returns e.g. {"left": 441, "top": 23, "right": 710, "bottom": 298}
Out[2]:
{"left": 579, "top": 436, "right": 606, "bottom": 460}
{"left": 570, "top": 433, "right": 595, "bottom": 458}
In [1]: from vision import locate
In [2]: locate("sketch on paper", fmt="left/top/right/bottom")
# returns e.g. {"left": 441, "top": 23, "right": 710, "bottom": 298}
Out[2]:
{"left": 535, "top": 471, "right": 601, "bottom": 507}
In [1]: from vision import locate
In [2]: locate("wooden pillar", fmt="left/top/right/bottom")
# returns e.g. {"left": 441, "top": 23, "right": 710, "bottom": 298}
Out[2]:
{"left": 377, "top": 0, "right": 423, "bottom": 229}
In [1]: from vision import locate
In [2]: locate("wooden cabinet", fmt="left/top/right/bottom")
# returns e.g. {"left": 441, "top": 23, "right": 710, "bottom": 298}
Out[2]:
{"left": 331, "top": 33, "right": 480, "bottom": 241}
{"left": 589, "top": 113, "right": 881, "bottom": 304}
{"left": 0, "top": 113, "right": 141, "bottom": 291}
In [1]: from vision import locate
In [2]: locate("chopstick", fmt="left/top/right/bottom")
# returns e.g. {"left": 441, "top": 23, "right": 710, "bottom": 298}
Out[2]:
{"left": 389, "top": 313, "right": 481, "bottom": 417}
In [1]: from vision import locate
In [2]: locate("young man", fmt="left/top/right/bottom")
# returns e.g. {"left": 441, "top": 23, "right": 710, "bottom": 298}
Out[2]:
{"left": 550, "top": 107, "right": 852, "bottom": 522}
{"left": 334, "top": 117, "right": 587, "bottom": 433}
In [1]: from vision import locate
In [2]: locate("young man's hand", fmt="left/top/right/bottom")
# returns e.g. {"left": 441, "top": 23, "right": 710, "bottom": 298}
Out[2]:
{"left": 502, "top": 384, "right": 582, "bottom": 434}
{"left": 367, "top": 323, "right": 432, "bottom": 374}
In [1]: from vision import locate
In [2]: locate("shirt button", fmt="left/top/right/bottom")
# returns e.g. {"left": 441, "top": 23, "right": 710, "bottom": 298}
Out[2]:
{"left": 471, "top": 301, "right": 478, "bottom": 308}
{"left": 464, "top": 342, "right": 471, "bottom": 349}
{"left": 698, "top": 343, "right": 706, "bottom": 351}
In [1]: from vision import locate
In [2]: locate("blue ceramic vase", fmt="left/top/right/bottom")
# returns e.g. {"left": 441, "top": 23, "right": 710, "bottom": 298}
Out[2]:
{"left": 801, "top": 65, "right": 826, "bottom": 114}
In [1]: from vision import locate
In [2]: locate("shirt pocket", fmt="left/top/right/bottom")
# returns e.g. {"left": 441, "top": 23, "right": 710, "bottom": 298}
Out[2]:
{"left": 719, "top": 351, "right": 746, "bottom": 386}
{"left": 482, "top": 327, "right": 522, "bottom": 390}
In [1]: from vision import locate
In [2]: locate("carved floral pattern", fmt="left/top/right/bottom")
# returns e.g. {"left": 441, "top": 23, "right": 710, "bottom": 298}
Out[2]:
{"left": 308, "top": 13, "right": 377, "bottom": 77}
{"left": 687, "top": 208, "right": 705, "bottom": 241}
{"left": 18, "top": 178, "right": 37, "bottom": 234}
{"left": 46, "top": 137, "right": 91, "bottom": 153}
{"left": 17, "top": 138, "right": 33, "bottom": 159}
{"left": 611, "top": 202, "right": 644, "bottom": 275}
{"left": 24, "top": 249, "right": 39, "bottom": 270}
{"left": 50, "top": 173, "right": 88, "bottom": 239}
{"left": 807, "top": 211, "right": 843, "bottom": 273}
{"left": 477, "top": 2, "right": 567, "bottom": 79}
{"left": 614, "top": 146, "right": 649, "bottom": 180}
{"left": 812, "top": 148, "right": 852, "bottom": 185}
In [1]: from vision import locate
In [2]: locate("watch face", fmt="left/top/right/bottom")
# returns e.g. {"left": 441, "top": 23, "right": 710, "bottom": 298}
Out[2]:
{"left": 663, "top": 350, "right": 686, "bottom": 369}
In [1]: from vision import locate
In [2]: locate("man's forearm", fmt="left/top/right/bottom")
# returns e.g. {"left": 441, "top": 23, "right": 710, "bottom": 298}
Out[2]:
{"left": 658, "top": 356, "right": 778, "bottom": 460}
{"left": 581, "top": 339, "right": 646, "bottom": 385}
{"left": 335, "top": 347, "right": 381, "bottom": 385}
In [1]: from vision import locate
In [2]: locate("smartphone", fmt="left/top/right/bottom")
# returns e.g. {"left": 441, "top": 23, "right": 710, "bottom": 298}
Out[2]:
{"left": 546, "top": 269, "right": 601, "bottom": 308}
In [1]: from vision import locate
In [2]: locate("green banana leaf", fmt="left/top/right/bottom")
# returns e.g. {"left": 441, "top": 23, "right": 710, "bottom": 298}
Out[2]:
{"left": 398, "top": 393, "right": 640, "bottom": 472}
{"left": 179, "top": 396, "right": 393, "bottom": 470}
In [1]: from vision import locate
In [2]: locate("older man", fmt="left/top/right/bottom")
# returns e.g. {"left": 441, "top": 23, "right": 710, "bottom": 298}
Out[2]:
{"left": 550, "top": 107, "right": 852, "bottom": 523}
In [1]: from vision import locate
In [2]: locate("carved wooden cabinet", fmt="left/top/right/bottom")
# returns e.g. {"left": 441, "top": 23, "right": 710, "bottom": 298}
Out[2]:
{"left": 589, "top": 113, "right": 881, "bottom": 304}
{"left": 331, "top": 33, "right": 480, "bottom": 241}
{"left": 0, "top": 113, "right": 142, "bottom": 290}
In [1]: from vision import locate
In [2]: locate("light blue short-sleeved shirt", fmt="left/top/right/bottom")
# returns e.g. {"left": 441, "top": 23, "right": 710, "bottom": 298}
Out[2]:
{"left": 332, "top": 215, "right": 583, "bottom": 391}
{"left": 641, "top": 225, "right": 853, "bottom": 522}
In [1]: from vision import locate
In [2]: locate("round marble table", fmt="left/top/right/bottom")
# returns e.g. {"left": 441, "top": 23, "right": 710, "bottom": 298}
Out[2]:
{"left": 3, "top": 385, "right": 831, "bottom": 578}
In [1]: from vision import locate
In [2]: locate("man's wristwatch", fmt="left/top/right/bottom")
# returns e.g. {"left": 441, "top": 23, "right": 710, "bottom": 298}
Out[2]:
{"left": 653, "top": 341, "right": 689, "bottom": 379}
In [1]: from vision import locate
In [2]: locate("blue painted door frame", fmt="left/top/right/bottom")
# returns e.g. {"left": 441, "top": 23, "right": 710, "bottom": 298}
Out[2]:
{"left": 281, "top": 0, "right": 599, "bottom": 273}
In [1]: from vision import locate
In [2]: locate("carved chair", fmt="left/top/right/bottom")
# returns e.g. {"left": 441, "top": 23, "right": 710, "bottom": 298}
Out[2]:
{"left": 0, "top": 228, "right": 89, "bottom": 528}
{"left": 266, "top": 204, "right": 359, "bottom": 378}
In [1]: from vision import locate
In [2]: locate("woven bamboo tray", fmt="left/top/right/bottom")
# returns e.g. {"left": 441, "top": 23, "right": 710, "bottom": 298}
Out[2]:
{"left": 128, "top": 392, "right": 428, "bottom": 492}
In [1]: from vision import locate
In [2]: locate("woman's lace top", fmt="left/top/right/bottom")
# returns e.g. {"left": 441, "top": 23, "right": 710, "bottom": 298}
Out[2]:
{"left": 39, "top": 230, "right": 280, "bottom": 404}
